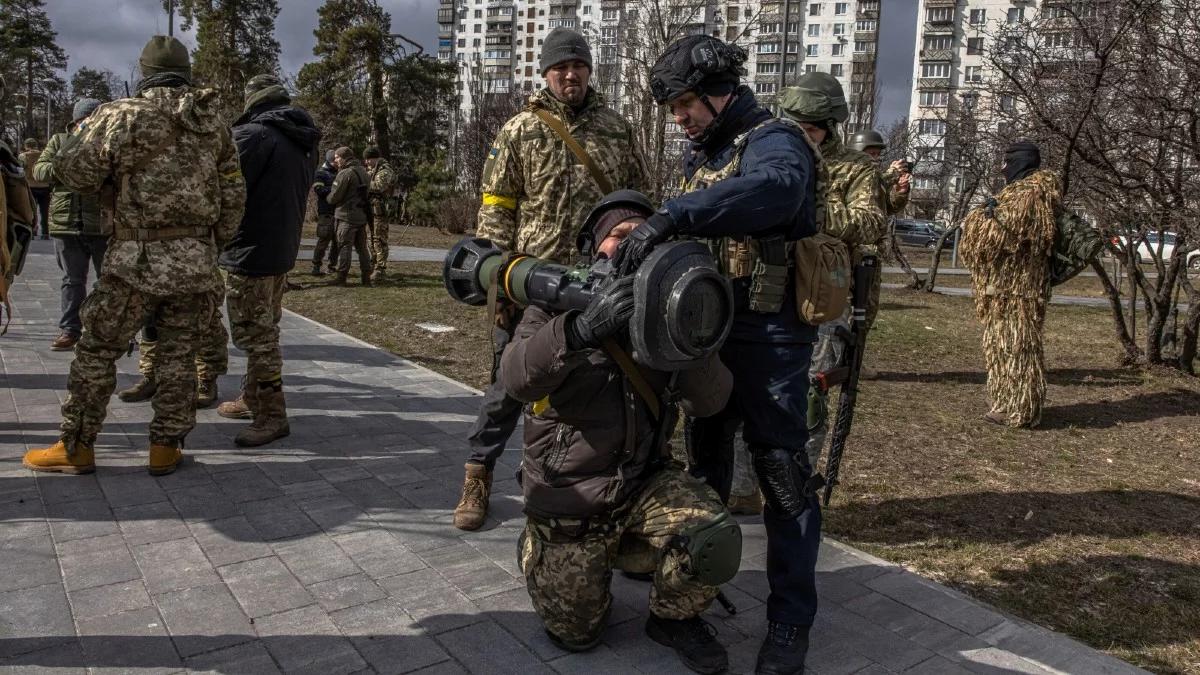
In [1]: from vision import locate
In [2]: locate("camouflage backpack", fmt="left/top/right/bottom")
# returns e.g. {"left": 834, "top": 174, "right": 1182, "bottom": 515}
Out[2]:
{"left": 1, "top": 139, "right": 36, "bottom": 335}
{"left": 1049, "top": 209, "right": 1103, "bottom": 286}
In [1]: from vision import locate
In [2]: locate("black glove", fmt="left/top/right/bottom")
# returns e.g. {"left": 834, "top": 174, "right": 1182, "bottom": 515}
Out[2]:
{"left": 566, "top": 275, "right": 636, "bottom": 350}
{"left": 615, "top": 211, "right": 676, "bottom": 276}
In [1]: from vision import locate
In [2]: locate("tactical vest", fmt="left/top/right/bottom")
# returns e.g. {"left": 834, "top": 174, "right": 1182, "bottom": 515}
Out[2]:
{"left": 681, "top": 117, "right": 826, "bottom": 313}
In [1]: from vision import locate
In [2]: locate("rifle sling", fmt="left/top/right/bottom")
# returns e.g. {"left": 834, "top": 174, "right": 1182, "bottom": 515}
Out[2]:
{"left": 601, "top": 337, "right": 660, "bottom": 420}
{"left": 532, "top": 109, "right": 614, "bottom": 195}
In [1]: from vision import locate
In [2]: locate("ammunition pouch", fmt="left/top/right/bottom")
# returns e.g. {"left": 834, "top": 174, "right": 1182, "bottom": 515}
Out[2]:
{"left": 113, "top": 225, "right": 213, "bottom": 242}
{"left": 717, "top": 236, "right": 792, "bottom": 314}
{"left": 670, "top": 510, "right": 743, "bottom": 586}
{"left": 751, "top": 446, "right": 818, "bottom": 520}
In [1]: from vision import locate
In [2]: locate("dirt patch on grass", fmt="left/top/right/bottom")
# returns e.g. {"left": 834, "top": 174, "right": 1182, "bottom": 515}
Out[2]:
{"left": 284, "top": 268, "right": 1200, "bottom": 673}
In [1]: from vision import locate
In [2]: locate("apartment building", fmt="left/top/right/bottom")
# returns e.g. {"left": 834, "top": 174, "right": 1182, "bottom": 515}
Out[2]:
{"left": 437, "top": 0, "right": 883, "bottom": 131}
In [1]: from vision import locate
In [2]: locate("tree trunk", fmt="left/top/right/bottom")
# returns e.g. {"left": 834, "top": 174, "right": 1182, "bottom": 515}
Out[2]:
{"left": 1180, "top": 287, "right": 1199, "bottom": 376}
{"left": 26, "top": 57, "right": 36, "bottom": 142}
{"left": 886, "top": 234, "right": 923, "bottom": 289}
{"left": 923, "top": 224, "right": 960, "bottom": 293}
{"left": 1091, "top": 258, "right": 1141, "bottom": 364}
{"left": 367, "top": 43, "right": 390, "bottom": 158}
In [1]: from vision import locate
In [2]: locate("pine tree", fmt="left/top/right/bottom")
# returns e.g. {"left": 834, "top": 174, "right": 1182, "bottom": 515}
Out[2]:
{"left": 70, "top": 67, "right": 121, "bottom": 103}
{"left": 168, "top": 0, "right": 281, "bottom": 120}
{"left": 0, "top": 0, "right": 67, "bottom": 142}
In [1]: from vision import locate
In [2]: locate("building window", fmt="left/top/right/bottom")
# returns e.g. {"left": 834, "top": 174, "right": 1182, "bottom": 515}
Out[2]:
{"left": 918, "top": 119, "right": 947, "bottom": 135}
{"left": 999, "top": 95, "right": 1016, "bottom": 112}
{"left": 926, "top": 7, "right": 953, "bottom": 23}
{"left": 834, "top": 2, "right": 847, "bottom": 15}
{"left": 758, "top": 42, "right": 780, "bottom": 54}
{"left": 919, "top": 90, "right": 949, "bottom": 106}
{"left": 855, "top": 19, "right": 876, "bottom": 31}
{"left": 920, "top": 63, "right": 950, "bottom": 78}
{"left": 757, "top": 62, "right": 781, "bottom": 73}
{"left": 1007, "top": 7, "right": 1024, "bottom": 24}
{"left": 602, "top": 8, "right": 618, "bottom": 20}
{"left": 854, "top": 40, "right": 874, "bottom": 53}
{"left": 969, "top": 9, "right": 986, "bottom": 25}
{"left": 805, "top": 64, "right": 818, "bottom": 72}
{"left": 925, "top": 147, "right": 946, "bottom": 161}
{"left": 831, "top": 43, "right": 844, "bottom": 56}
{"left": 961, "top": 92, "right": 978, "bottom": 108}
{"left": 756, "top": 82, "right": 778, "bottom": 94}
{"left": 967, "top": 37, "right": 984, "bottom": 55}
{"left": 833, "top": 23, "right": 845, "bottom": 36}
{"left": 787, "top": 21, "right": 800, "bottom": 33}
{"left": 762, "top": 22, "right": 782, "bottom": 33}
{"left": 830, "top": 64, "right": 844, "bottom": 77}
{"left": 924, "top": 35, "right": 952, "bottom": 50}
{"left": 806, "top": 44, "right": 819, "bottom": 56}
{"left": 807, "top": 23, "right": 819, "bottom": 37}
{"left": 914, "top": 176, "right": 939, "bottom": 190}
{"left": 809, "top": 3, "right": 821, "bottom": 17}
{"left": 474, "top": 9, "right": 481, "bottom": 18}
{"left": 473, "top": 23, "right": 481, "bottom": 32}
{"left": 964, "top": 66, "right": 983, "bottom": 82}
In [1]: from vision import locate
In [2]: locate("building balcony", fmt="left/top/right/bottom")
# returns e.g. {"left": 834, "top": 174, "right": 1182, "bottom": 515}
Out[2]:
{"left": 756, "top": 52, "right": 782, "bottom": 63}
{"left": 852, "top": 60, "right": 876, "bottom": 73}
{"left": 923, "top": 21, "right": 956, "bottom": 35}
{"left": 918, "top": 77, "right": 951, "bottom": 89}
{"left": 549, "top": 0, "right": 578, "bottom": 7}
{"left": 438, "top": 27, "right": 454, "bottom": 39}
{"left": 548, "top": 18, "right": 579, "bottom": 28}
{"left": 485, "top": 34, "right": 512, "bottom": 45}
{"left": 856, "top": 7, "right": 879, "bottom": 20}
{"left": 854, "top": 30, "right": 877, "bottom": 42}
{"left": 483, "top": 57, "right": 512, "bottom": 67}
{"left": 925, "top": 0, "right": 958, "bottom": 6}
{"left": 852, "top": 51, "right": 875, "bottom": 63}
{"left": 920, "top": 48, "right": 954, "bottom": 62}
{"left": 437, "top": 8, "right": 456, "bottom": 23}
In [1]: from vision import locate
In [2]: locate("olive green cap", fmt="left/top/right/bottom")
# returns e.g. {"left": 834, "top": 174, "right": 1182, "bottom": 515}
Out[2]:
{"left": 139, "top": 35, "right": 191, "bottom": 78}
{"left": 778, "top": 72, "right": 849, "bottom": 124}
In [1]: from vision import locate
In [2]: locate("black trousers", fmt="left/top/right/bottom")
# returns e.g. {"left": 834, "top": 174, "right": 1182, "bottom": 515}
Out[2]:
{"left": 54, "top": 235, "right": 108, "bottom": 336}
{"left": 464, "top": 314, "right": 524, "bottom": 470}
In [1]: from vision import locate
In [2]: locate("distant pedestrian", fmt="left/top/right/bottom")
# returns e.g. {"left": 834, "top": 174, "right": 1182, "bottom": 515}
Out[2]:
{"left": 311, "top": 150, "right": 339, "bottom": 275}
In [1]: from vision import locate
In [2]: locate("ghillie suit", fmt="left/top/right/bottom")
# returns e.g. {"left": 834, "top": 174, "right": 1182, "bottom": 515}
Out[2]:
{"left": 960, "top": 170, "right": 1059, "bottom": 428}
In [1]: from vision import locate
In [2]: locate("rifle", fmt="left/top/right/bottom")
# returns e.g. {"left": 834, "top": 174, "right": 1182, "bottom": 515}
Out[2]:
{"left": 818, "top": 255, "right": 878, "bottom": 506}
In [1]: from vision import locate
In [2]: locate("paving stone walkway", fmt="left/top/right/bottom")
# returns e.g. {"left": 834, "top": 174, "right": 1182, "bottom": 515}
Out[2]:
{"left": 1, "top": 241, "right": 1147, "bottom": 675}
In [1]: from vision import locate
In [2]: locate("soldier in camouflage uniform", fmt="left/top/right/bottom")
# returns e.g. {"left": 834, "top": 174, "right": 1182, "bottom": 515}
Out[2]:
{"left": 849, "top": 129, "right": 911, "bottom": 217}
{"left": 21, "top": 36, "right": 245, "bottom": 476}
{"left": 778, "top": 74, "right": 886, "bottom": 471}
{"left": 500, "top": 205, "right": 738, "bottom": 673}
{"left": 454, "top": 27, "right": 648, "bottom": 532}
{"left": 363, "top": 147, "right": 396, "bottom": 281}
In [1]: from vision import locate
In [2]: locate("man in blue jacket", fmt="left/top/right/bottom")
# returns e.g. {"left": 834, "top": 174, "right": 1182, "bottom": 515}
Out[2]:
{"left": 311, "top": 150, "right": 339, "bottom": 275}
{"left": 615, "top": 36, "right": 822, "bottom": 675}
{"left": 214, "top": 74, "right": 321, "bottom": 447}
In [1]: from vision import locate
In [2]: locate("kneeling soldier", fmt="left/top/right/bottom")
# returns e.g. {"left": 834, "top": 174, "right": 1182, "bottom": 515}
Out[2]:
{"left": 499, "top": 198, "right": 739, "bottom": 674}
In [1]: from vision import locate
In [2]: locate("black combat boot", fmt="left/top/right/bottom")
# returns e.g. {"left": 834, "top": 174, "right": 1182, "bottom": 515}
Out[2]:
{"left": 311, "top": 264, "right": 325, "bottom": 276}
{"left": 333, "top": 272, "right": 348, "bottom": 286}
{"left": 755, "top": 621, "right": 809, "bottom": 675}
{"left": 646, "top": 614, "right": 728, "bottom": 674}
{"left": 360, "top": 271, "right": 372, "bottom": 287}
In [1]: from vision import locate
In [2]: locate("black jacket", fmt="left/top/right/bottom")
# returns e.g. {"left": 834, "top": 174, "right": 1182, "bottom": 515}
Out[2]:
{"left": 313, "top": 161, "right": 336, "bottom": 217}
{"left": 219, "top": 102, "right": 322, "bottom": 276}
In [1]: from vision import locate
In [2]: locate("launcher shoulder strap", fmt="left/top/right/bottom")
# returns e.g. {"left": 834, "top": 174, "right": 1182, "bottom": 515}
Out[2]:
{"left": 532, "top": 108, "right": 614, "bottom": 195}
{"left": 601, "top": 337, "right": 661, "bottom": 420}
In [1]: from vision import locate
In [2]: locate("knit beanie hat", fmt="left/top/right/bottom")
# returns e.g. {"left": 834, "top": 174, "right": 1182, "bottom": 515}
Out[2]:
{"left": 540, "top": 28, "right": 592, "bottom": 74}
{"left": 243, "top": 73, "right": 290, "bottom": 112}
{"left": 139, "top": 35, "right": 191, "bottom": 78}
{"left": 72, "top": 98, "right": 102, "bottom": 124}
{"left": 363, "top": 146, "right": 381, "bottom": 159}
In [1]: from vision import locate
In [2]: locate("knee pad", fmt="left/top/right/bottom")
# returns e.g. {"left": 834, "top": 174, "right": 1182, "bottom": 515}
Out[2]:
{"left": 673, "top": 511, "right": 742, "bottom": 586}
{"left": 752, "top": 447, "right": 809, "bottom": 520}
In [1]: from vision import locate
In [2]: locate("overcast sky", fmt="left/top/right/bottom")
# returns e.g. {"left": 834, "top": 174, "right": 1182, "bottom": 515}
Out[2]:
{"left": 45, "top": 0, "right": 912, "bottom": 126}
{"left": 43, "top": 0, "right": 440, "bottom": 86}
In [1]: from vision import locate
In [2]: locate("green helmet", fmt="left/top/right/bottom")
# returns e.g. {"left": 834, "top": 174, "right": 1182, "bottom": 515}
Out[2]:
{"left": 849, "top": 129, "right": 886, "bottom": 153}
{"left": 778, "top": 72, "right": 849, "bottom": 124}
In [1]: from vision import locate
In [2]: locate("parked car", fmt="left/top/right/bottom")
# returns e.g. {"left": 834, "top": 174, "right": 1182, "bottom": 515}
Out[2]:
{"left": 893, "top": 219, "right": 952, "bottom": 249}
{"left": 1112, "top": 232, "right": 1200, "bottom": 269}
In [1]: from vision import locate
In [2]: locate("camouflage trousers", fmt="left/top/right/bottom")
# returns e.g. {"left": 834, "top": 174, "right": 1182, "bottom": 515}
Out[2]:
{"left": 138, "top": 287, "right": 228, "bottom": 381}
{"left": 519, "top": 469, "right": 726, "bottom": 645}
{"left": 226, "top": 273, "right": 286, "bottom": 388}
{"left": 368, "top": 198, "right": 389, "bottom": 271}
{"left": 61, "top": 275, "right": 214, "bottom": 449}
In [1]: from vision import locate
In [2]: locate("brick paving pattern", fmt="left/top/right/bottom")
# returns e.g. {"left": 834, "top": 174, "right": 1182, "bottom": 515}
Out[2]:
{"left": 1, "top": 242, "right": 1147, "bottom": 674}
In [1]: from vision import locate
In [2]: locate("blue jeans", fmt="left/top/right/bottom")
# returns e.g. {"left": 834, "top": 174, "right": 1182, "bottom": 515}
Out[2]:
{"left": 54, "top": 235, "right": 108, "bottom": 336}
{"left": 690, "top": 340, "right": 821, "bottom": 627}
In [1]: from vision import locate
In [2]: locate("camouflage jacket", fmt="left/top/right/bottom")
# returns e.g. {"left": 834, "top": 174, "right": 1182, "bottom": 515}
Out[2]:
{"left": 820, "top": 133, "right": 886, "bottom": 250}
{"left": 53, "top": 86, "right": 245, "bottom": 296}
{"left": 477, "top": 87, "right": 648, "bottom": 264}
{"left": 881, "top": 164, "right": 909, "bottom": 216}
{"left": 369, "top": 159, "right": 397, "bottom": 198}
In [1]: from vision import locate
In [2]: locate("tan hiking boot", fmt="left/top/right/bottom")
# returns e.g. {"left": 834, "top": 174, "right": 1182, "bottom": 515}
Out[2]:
{"left": 453, "top": 463, "right": 493, "bottom": 531}
{"left": 217, "top": 394, "right": 253, "bottom": 420}
{"left": 983, "top": 411, "right": 1008, "bottom": 426}
{"left": 196, "top": 378, "right": 219, "bottom": 408}
{"left": 148, "top": 443, "right": 183, "bottom": 476}
{"left": 117, "top": 377, "right": 157, "bottom": 403}
{"left": 23, "top": 440, "right": 96, "bottom": 475}
{"left": 727, "top": 490, "right": 763, "bottom": 516}
{"left": 235, "top": 386, "right": 290, "bottom": 447}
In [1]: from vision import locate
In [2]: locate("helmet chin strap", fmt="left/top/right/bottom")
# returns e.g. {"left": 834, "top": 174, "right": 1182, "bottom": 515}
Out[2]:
{"left": 693, "top": 91, "right": 737, "bottom": 145}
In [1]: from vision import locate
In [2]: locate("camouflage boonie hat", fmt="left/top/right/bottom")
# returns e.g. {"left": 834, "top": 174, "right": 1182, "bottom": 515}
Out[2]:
{"left": 244, "top": 74, "right": 283, "bottom": 96}
{"left": 778, "top": 72, "right": 849, "bottom": 124}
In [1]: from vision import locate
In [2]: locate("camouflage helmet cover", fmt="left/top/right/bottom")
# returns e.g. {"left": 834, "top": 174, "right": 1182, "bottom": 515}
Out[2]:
{"left": 778, "top": 72, "right": 849, "bottom": 124}
{"left": 849, "top": 129, "right": 886, "bottom": 152}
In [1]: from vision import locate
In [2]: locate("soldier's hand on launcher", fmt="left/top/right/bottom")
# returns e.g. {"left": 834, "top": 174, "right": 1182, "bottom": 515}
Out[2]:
{"left": 615, "top": 212, "right": 675, "bottom": 276}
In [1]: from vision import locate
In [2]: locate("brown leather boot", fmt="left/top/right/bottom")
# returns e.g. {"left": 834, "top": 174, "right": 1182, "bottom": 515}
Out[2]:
{"left": 196, "top": 377, "right": 219, "bottom": 408}
{"left": 148, "top": 443, "right": 183, "bottom": 476}
{"left": 453, "top": 463, "right": 493, "bottom": 531}
{"left": 23, "top": 440, "right": 96, "bottom": 474}
{"left": 117, "top": 377, "right": 157, "bottom": 403}
{"left": 727, "top": 490, "right": 764, "bottom": 516}
{"left": 235, "top": 383, "right": 290, "bottom": 447}
{"left": 50, "top": 332, "right": 79, "bottom": 351}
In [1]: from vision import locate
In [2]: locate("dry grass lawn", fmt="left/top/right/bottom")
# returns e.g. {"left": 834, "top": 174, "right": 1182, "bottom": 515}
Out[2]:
{"left": 284, "top": 261, "right": 1200, "bottom": 674}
